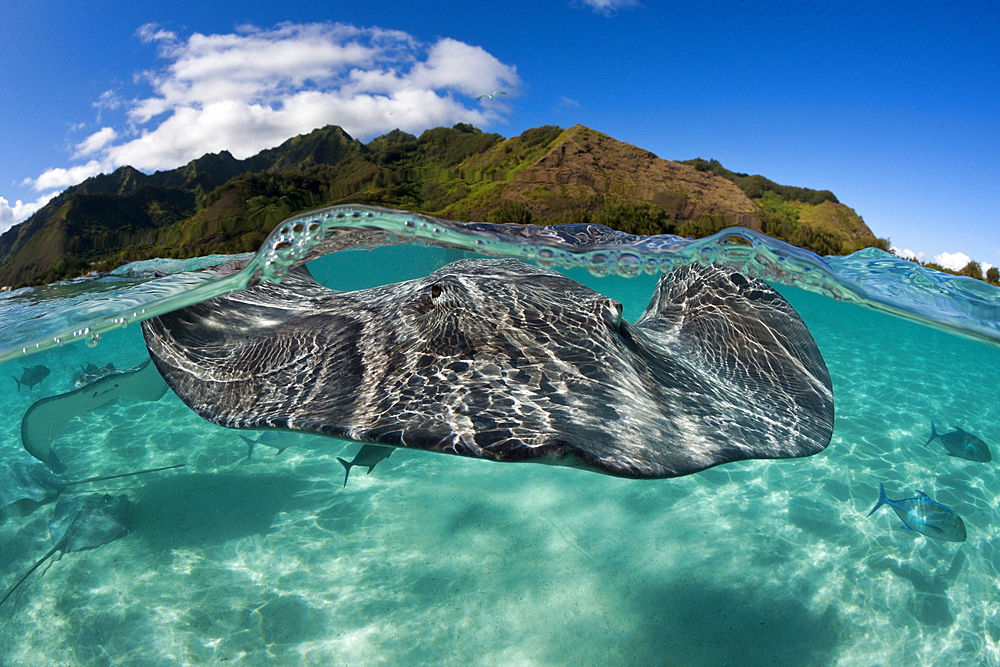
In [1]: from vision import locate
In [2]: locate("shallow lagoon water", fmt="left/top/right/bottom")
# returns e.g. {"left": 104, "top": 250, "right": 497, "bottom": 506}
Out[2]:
{"left": 1, "top": 207, "right": 999, "bottom": 666}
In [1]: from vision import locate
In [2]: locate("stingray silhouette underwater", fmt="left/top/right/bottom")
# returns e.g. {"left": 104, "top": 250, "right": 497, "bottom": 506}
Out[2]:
{"left": 21, "top": 358, "right": 168, "bottom": 472}
{"left": 0, "top": 493, "right": 133, "bottom": 607}
{"left": 0, "top": 459, "right": 185, "bottom": 520}
{"left": 140, "top": 257, "right": 835, "bottom": 479}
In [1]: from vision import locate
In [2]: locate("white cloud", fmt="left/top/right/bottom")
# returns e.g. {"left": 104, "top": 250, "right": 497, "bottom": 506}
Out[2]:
{"left": 25, "top": 160, "right": 105, "bottom": 191}
{"left": 25, "top": 22, "right": 521, "bottom": 190}
{"left": 576, "top": 0, "right": 641, "bottom": 15}
{"left": 559, "top": 96, "right": 582, "bottom": 109}
{"left": 934, "top": 251, "right": 973, "bottom": 271}
{"left": 73, "top": 127, "right": 119, "bottom": 158}
{"left": 984, "top": 262, "right": 995, "bottom": 275}
{"left": 0, "top": 193, "right": 59, "bottom": 234}
{"left": 892, "top": 247, "right": 925, "bottom": 262}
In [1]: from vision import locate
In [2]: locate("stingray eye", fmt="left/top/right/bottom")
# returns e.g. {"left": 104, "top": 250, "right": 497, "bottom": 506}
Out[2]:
{"left": 431, "top": 284, "right": 442, "bottom": 299}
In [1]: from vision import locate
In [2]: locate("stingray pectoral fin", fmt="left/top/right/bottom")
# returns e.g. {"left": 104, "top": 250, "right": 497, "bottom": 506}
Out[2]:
{"left": 626, "top": 263, "right": 835, "bottom": 474}
{"left": 21, "top": 359, "right": 168, "bottom": 469}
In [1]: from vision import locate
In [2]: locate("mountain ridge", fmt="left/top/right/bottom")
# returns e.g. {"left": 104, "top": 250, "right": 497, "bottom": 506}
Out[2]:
{"left": 0, "top": 123, "right": 886, "bottom": 288}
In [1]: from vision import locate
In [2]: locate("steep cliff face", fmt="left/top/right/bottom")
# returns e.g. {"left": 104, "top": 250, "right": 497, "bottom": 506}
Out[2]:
{"left": 0, "top": 123, "right": 881, "bottom": 288}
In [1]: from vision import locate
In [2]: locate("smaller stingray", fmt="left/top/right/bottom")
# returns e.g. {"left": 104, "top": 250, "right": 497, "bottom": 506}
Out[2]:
{"left": 13, "top": 365, "right": 49, "bottom": 392}
{"left": 73, "top": 362, "right": 117, "bottom": 389}
{"left": 1, "top": 493, "right": 132, "bottom": 607}
{"left": 867, "top": 483, "right": 967, "bottom": 542}
{"left": 338, "top": 445, "right": 393, "bottom": 487}
{"left": 925, "top": 421, "right": 991, "bottom": 462}
{"left": 0, "top": 459, "right": 184, "bottom": 519}
{"left": 21, "top": 358, "right": 168, "bottom": 472}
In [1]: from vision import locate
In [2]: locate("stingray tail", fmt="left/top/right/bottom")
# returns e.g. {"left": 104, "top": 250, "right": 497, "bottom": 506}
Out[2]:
{"left": 12, "top": 376, "right": 21, "bottom": 393}
{"left": 64, "top": 463, "right": 185, "bottom": 486}
{"left": 0, "top": 544, "right": 59, "bottom": 607}
{"left": 866, "top": 483, "right": 888, "bottom": 517}
{"left": 337, "top": 458, "right": 353, "bottom": 488}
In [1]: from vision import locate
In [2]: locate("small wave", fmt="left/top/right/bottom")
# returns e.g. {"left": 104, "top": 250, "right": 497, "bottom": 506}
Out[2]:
{"left": 1, "top": 204, "right": 998, "bottom": 363}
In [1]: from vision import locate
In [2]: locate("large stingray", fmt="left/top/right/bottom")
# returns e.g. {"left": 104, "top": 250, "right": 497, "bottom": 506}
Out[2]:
{"left": 21, "top": 358, "right": 168, "bottom": 472}
{"left": 0, "top": 493, "right": 131, "bottom": 607}
{"left": 141, "top": 258, "right": 834, "bottom": 479}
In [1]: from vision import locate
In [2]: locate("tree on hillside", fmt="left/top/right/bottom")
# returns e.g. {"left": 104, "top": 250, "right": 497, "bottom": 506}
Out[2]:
{"left": 959, "top": 261, "right": 984, "bottom": 281}
{"left": 487, "top": 200, "right": 533, "bottom": 225}
{"left": 987, "top": 266, "right": 999, "bottom": 284}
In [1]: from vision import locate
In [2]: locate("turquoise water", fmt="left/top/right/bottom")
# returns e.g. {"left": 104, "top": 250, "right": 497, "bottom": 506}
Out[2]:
{"left": 1, "top": 207, "right": 999, "bottom": 666}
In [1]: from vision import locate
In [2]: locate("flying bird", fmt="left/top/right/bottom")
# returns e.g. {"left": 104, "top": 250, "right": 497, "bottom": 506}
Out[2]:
{"left": 476, "top": 90, "right": 507, "bottom": 100}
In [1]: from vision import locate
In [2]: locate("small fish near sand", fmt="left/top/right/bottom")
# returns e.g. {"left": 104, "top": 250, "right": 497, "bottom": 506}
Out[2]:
{"left": 867, "top": 483, "right": 967, "bottom": 542}
{"left": 12, "top": 365, "right": 50, "bottom": 392}
{"left": 0, "top": 493, "right": 132, "bottom": 607}
{"left": 338, "top": 445, "right": 393, "bottom": 488}
{"left": 925, "top": 421, "right": 992, "bottom": 462}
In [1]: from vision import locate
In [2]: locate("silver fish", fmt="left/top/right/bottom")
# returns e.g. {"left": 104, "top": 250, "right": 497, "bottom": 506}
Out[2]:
{"left": 13, "top": 365, "right": 49, "bottom": 392}
{"left": 867, "top": 483, "right": 967, "bottom": 542}
{"left": 338, "top": 445, "right": 394, "bottom": 488}
{"left": 925, "top": 421, "right": 991, "bottom": 462}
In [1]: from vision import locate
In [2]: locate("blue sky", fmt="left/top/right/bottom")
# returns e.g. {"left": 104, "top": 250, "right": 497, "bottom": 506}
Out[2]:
{"left": 1, "top": 0, "right": 997, "bottom": 270}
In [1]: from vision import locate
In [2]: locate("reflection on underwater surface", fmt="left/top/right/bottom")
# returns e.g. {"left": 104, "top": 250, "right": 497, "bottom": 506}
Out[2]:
{"left": 0, "top": 207, "right": 998, "bottom": 666}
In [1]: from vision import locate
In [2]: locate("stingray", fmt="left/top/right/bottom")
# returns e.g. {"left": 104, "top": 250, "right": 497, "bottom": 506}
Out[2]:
{"left": 0, "top": 493, "right": 132, "bottom": 607}
{"left": 21, "top": 358, "right": 169, "bottom": 472}
{"left": 73, "top": 362, "right": 117, "bottom": 389}
{"left": 141, "top": 258, "right": 835, "bottom": 479}
{"left": 0, "top": 459, "right": 184, "bottom": 519}
{"left": 13, "top": 365, "right": 50, "bottom": 392}
{"left": 338, "top": 445, "right": 394, "bottom": 487}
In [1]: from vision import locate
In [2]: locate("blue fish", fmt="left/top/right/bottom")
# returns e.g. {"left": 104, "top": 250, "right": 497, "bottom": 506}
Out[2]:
{"left": 867, "top": 483, "right": 967, "bottom": 542}
{"left": 925, "top": 421, "right": 991, "bottom": 462}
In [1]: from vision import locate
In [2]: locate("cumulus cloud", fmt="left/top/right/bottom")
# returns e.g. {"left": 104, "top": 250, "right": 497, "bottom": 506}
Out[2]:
{"left": 73, "top": 127, "right": 119, "bottom": 158}
{"left": 934, "top": 251, "right": 973, "bottom": 271}
{"left": 25, "top": 160, "right": 105, "bottom": 191}
{"left": 575, "top": 0, "right": 641, "bottom": 15}
{"left": 0, "top": 193, "right": 59, "bottom": 234}
{"left": 892, "top": 247, "right": 925, "bottom": 262}
{"left": 24, "top": 22, "right": 521, "bottom": 191}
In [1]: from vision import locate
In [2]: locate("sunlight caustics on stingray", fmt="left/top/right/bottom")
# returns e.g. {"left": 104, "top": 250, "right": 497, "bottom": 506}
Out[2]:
{"left": 21, "top": 358, "right": 168, "bottom": 472}
{"left": 142, "top": 258, "right": 834, "bottom": 479}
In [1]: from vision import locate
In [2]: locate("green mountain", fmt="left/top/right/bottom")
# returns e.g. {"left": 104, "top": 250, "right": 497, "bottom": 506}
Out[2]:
{"left": 0, "top": 124, "right": 887, "bottom": 288}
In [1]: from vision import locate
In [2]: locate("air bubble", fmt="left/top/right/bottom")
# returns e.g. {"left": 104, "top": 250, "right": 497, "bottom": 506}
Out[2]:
{"left": 615, "top": 253, "right": 642, "bottom": 278}
{"left": 587, "top": 253, "right": 611, "bottom": 278}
